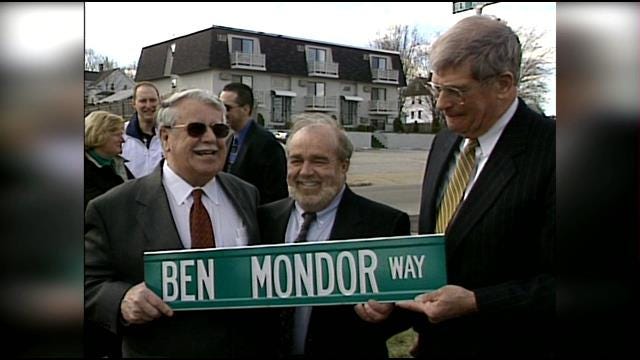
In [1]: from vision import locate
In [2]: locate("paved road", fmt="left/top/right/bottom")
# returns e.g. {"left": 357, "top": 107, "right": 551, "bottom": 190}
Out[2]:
{"left": 351, "top": 184, "right": 422, "bottom": 234}
{"left": 351, "top": 183, "right": 422, "bottom": 216}
{"left": 346, "top": 149, "right": 428, "bottom": 234}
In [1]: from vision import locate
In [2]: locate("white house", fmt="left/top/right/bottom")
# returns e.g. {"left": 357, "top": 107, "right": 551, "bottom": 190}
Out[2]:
{"left": 402, "top": 77, "right": 433, "bottom": 125}
{"left": 85, "top": 68, "right": 135, "bottom": 105}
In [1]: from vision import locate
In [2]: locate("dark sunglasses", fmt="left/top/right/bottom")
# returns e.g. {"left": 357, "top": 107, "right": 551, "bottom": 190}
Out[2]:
{"left": 167, "top": 122, "right": 230, "bottom": 138}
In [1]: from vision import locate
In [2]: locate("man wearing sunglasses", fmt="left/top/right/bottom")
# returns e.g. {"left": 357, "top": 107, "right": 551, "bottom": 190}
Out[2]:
{"left": 85, "top": 89, "right": 278, "bottom": 357}
{"left": 220, "top": 82, "right": 288, "bottom": 204}
{"left": 359, "top": 16, "right": 555, "bottom": 358}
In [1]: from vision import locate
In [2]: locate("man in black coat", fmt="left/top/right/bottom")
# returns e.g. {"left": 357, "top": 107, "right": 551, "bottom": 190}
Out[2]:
{"left": 221, "top": 82, "right": 288, "bottom": 204}
{"left": 363, "top": 16, "right": 555, "bottom": 358}
{"left": 258, "top": 112, "right": 410, "bottom": 358}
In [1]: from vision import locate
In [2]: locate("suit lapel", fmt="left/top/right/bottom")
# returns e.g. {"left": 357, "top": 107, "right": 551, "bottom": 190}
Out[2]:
{"left": 136, "top": 166, "right": 184, "bottom": 251}
{"left": 329, "top": 187, "right": 365, "bottom": 240}
{"left": 217, "top": 172, "right": 261, "bottom": 245}
{"left": 419, "top": 131, "right": 461, "bottom": 233}
{"left": 446, "top": 102, "right": 529, "bottom": 254}
{"left": 271, "top": 198, "right": 295, "bottom": 243}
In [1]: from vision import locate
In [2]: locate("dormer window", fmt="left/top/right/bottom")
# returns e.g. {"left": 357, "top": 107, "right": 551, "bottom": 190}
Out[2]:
{"left": 306, "top": 45, "right": 338, "bottom": 78}
{"left": 228, "top": 35, "right": 266, "bottom": 71}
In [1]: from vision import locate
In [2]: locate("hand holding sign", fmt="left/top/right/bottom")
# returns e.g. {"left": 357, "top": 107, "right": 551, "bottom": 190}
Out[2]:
{"left": 121, "top": 282, "right": 174, "bottom": 324}
{"left": 354, "top": 299, "right": 394, "bottom": 323}
{"left": 396, "top": 285, "right": 477, "bottom": 323}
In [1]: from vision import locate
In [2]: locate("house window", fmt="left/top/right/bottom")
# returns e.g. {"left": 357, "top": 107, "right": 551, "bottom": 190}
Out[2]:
{"left": 411, "top": 97, "right": 415, "bottom": 105}
{"left": 371, "top": 87, "right": 386, "bottom": 101}
{"left": 307, "top": 47, "right": 327, "bottom": 62}
{"left": 271, "top": 95, "right": 292, "bottom": 124}
{"left": 232, "top": 37, "right": 254, "bottom": 54}
{"left": 232, "top": 75, "right": 253, "bottom": 88}
{"left": 371, "top": 56, "right": 388, "bottom": 70}
{"left": 340, "top": 99, "right": 358, "bottom": 126}
{"left": 307, "top": 82, "right": 325, "bottom": 96}
{"left": 411, "top": 111, "right": 415, "bottom": 119}
{"left": 418, "top": 98, "right": 422, "bottom": 105}
{"left": 418, "top": 110, "right": 422, "bottom": 119}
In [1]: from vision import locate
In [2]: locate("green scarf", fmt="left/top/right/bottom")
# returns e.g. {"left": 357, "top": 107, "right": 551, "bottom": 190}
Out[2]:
{"left": 88, "top": 149, "right": 114, "bottom": 168}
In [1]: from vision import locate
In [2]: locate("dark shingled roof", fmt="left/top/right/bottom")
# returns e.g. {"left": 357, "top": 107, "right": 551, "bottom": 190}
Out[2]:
{"left": 136, "top": 25, "right": 406, "bottom": 86}
{"left": 404, "top": 77, "right": 432, "bottom": 96}
{"left": 84, "top": 71, "right": 100, "bottom": 82}
{"left": 135, "top": 43, "right": 169, "bottom": 81}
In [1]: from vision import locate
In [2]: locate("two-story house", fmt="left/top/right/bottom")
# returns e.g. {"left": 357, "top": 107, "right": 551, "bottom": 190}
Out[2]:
{"left": 134, "top": 25, "right": 406, "bottom": 131}
{"left": 85, "top": 67, "right": 135, "bottom": 105}
{"left": 402, "top": 77, "right": 433, "bottom": 125}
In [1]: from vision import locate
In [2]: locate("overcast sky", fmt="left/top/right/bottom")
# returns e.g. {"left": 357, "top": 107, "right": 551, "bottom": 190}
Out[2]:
{"left": 85, "top": 2, "right": 556, "bottom": 114}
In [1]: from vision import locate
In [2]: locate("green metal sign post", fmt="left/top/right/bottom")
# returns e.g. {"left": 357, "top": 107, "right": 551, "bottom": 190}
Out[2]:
{"left": 144, "top": 234, "right": 446, "bottom": 310}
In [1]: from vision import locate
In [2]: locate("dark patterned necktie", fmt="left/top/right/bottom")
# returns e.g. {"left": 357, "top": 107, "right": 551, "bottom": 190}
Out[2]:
{"left": 294, "top": 212, "right": 317, "bottom": 243}
{"left": 190, "top": 189, "right": 215, "bottom": 248}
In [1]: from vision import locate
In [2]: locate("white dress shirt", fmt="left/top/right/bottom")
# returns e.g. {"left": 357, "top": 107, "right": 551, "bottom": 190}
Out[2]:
{"left": 162, "top": 162, "right": 249, "bottom": 249}
{"left": 439, "top": 97, "right": 518, "bottom": 205}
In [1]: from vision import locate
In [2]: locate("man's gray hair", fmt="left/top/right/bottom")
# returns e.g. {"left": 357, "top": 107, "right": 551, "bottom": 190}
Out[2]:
{"left": 286, "top": 112, "right": 353, "bottom": 162}
{"left": 156, "top": 89, "right": 226, "bottom": 128}
{"left": 430, "top": 15, "right": 522, "bottom": 84}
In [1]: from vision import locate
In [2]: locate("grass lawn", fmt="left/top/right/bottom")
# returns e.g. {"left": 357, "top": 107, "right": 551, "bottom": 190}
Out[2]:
{"left": 387, "top": 328, "right": 417, "bottom": 358}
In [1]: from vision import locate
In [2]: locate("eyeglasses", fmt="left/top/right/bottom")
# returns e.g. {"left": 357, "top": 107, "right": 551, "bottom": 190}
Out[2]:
{"left": 427, "top": 76, "right": 496, "bottom": 104}
{"left": 167, "top": 122, "right": 230, "bottom": 138}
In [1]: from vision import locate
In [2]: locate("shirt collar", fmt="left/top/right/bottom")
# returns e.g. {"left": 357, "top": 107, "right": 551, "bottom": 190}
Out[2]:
{"left": 162, "top": 162, "right": 219, "bottom": 205}
{"left": 476, "top": 97, "right": 518, "bottom": 156}
{"left": 294, "top": 184, "right": 346, "bottom": 225}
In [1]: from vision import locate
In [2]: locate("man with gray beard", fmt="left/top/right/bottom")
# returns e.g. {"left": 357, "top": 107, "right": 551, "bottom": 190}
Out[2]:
{"left": 258, "top": 112, "right": 410, "bottom": 358}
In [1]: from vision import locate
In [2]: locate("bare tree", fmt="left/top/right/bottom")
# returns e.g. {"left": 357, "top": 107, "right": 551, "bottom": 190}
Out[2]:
{"left": 370, "top": 25, "right": 430, "bottom": 80}
{"left": 515, "top": 27, "right": 554, "bottom": 114}
{"left": 370, "top": 25, "right": 431, "bottom": 129}
{"left": 84, "top": 48, "right": 118, "bottom": 72}
{"left": 123, "top": 61, "right": 137, "bottom": 80}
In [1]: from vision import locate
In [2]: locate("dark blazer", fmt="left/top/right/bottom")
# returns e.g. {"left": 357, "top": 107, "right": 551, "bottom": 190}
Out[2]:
{"left": 259, "top": 186, "right": 411, "bottom": 359}
{"left": 226, "top": 121, "right": 288, "bottom": 205}
{"left": 85, "top": 164, "right": 278, "bottom": 358}
{"left": 415, "top": 99, "right": 555, "bottom": 358}
{"left": 84, "top": 154, "right": 133, "bottom": 211}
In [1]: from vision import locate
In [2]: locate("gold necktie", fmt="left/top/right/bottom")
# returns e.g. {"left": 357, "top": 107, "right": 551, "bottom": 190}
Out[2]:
{"left": 435, "top": 139, "right": 479, "bottom": 233}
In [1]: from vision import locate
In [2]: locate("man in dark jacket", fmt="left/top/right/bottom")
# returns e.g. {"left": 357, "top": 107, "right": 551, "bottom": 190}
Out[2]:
{"left": 259, "top": 112, "right": 410, "bottom": 358}
{"left": 221, "top": 82, "right": 288, "bottom": 204}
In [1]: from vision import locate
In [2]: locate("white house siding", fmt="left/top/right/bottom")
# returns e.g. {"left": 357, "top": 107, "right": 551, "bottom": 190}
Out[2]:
{"left": 149, "top": 72, "right": 400, "bottom": 131}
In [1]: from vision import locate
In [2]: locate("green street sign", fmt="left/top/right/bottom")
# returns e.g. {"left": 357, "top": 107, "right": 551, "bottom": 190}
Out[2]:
{"left": 144, "top": 234, "right": 446, "bottom": 310}
{"left": 453, "top": 2, "right": 496, "bottom": 14}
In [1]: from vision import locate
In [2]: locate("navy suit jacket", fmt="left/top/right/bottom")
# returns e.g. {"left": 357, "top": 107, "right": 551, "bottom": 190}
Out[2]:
{"left": 226, "top": 121, "right": 288, "bottom": 205}
{"left": 259, "top": 186, "right": 411, "bottom": 358}
{"left": 415, "top": 99, "right": 555, "bottom": 358}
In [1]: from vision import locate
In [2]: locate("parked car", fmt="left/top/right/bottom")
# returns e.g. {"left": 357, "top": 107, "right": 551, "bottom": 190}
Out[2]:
{"left": 269, "top": 129, "right": 289, "bottom": 143}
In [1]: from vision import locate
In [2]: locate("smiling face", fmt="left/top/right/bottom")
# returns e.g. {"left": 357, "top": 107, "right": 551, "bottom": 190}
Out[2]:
{"left": 133, "top": 85, "right": 159, "bottom": 129}
{"left": 287, "top": 124, "right": 349, "bottom": 212}
{"left": 95, "top": 126, "right": 125, "bottom": 158}
{"left": 161, "top": 98, "right": 227, "bottom": 186}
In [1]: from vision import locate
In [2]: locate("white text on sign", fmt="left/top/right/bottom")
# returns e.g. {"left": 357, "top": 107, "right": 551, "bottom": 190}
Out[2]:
{"left": 251, "top": 250, "right": 379, "bottom": 299}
